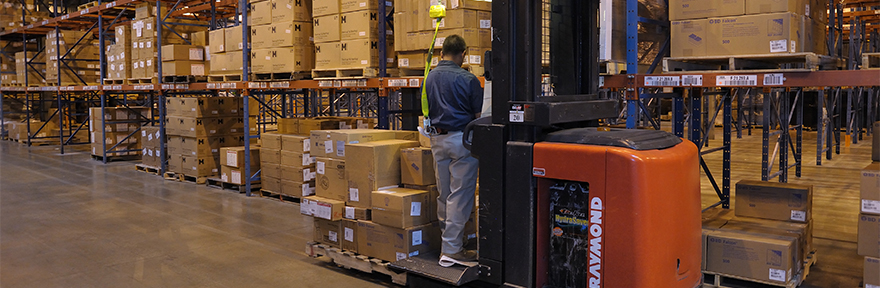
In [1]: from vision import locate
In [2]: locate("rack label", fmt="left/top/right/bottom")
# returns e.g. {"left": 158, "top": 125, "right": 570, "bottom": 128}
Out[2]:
{"left": 682, "top": 75, "right": 703, "bottom": 86}
{"left": 716, "top": 75, "right": 757, "bottom": 86}
{"left": 388, "top": 79, "right": 407, "bottom": 87}
{"left": 763, "top": 73, "right": 784, "bottom": 86}
{"left": 409, "top": 79, "right": 420, "bottom": 87}
{"left": 644, "top": 76, "right": 680, "bottom": 87}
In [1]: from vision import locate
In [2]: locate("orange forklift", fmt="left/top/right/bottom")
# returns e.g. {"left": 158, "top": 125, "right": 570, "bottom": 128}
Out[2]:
{"left": 390, "top": 0, "right": 702, "bottom": 287}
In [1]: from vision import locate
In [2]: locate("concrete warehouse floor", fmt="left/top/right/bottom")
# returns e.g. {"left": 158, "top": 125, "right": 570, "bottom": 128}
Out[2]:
{"left": 0, "top": 129, "right": 874, "bottom": 287}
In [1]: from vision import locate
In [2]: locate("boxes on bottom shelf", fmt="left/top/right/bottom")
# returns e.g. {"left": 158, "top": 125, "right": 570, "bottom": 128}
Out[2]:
{"left": 371, "top": 187, "right": 438, "bottom": 229}
{"left": 314, "top": 218, "right": 342, "bottom": 248}
{"left": 863, "top": 162, "right": 880, "bottom": 215}
{"left": 704, "top": 229, "right": 799, "bottom": 285}
{"left": 341, "top": 219, "right": 358, "bottom": 252}
{"left": 356, "top": 220, "right": 440, "bottom": 262}
{"left": 282, "top": 180, "right": 316, "bottom": 197}
{"left": 302, "top": 196, "right": 345, "bottom": 221}
{"left": 220, "top": 146, "right": 261, "bottom": 169}
{"left": 180, "top": 154, "right": 219, "bottom": 177}
{"left": 734, "top": 180, "right": 812, "bottom": 223}
{"left": 860, "top": 213, "right": 880, "bottom": 258}
{"left": 867, "top": 257, "right": 880, "bottom": 288}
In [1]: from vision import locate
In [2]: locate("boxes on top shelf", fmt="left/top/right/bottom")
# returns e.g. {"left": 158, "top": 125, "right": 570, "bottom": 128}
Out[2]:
{"left": 313, "top": 14, "right": 341, "bottom": 43}
{"left": 312, "top": 0, "right": 341, "bottom": 16}
{"left": 272, "top": 0, "right": 313, "bottom": 22}
{"left": 669, "top": 0, "right": 745, "bottom": 21}
{"left": 249, "top": 0, "right": 273, "bottom": 26}
{"left": 224, "top": 26, "right": 246, "bottom": 52}
{"left": 315, "top": 42, "right": 341, "bottom": 69}
{"left": 271, "top": 21, "right": 314, "bottom": 46}
{"left": 340, "top": 0, "right": 392, "bottom": 13}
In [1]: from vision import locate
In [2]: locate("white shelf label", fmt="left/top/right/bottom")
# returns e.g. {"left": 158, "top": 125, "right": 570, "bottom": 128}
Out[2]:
{"left": 644, "top": 76, "right": 680, "bottom": 87}
{"left": 682, "top": 75, "right": 703, "bottom": 86}
{"left": 763, "top": 73, "right": 784, "bottom": 86}
{"left": 716, "top": 75, "right": 757, "bottom": 86}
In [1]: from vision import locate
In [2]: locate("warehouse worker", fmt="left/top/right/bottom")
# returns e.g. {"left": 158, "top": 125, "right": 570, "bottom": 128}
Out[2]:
{"left": 425, "top": 34, "right": 483, "bottom": 268}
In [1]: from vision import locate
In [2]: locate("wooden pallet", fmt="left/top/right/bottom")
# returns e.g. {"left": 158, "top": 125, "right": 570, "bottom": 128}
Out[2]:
{"left": 91, "top": 154, "right": 139, "bottom": 162}
{"left": 77, "top": 1, "right": 98, "bottom": 10}
{"left": 663, "top": 53, "right": 844, "bottom": 73}
{"left": 10, "top": 138, "right": 58, "bottom": 146}
{"left": 394, "top": 67, "right": 426, "bottom": 77}
{"left": 134, "top": 164, "right": 160, "bottom": 175}
{"left": 1, "top": 83, "right": 24, "bottom": 87}
{"left": 127, "top": 77, "right": 158, "bottom": 84}
{"left": 251, "top": 72, "right": 310, "bottom": 81}
{"left": 702, "top": 250, "right": 818, "bottom": 288}
{"left": 259, "top": 189, "right": 301, "bottom": 203}
{"left": 862, "top": 52, "right": 880, "bottom": 69}
{"left": 305, "top": 242, "right": 407, "bottom": 286}
{"left": 206, "top": 178, "right": 260, "bottom": 193}
{"left": 312, "top": 68, "right": 380, "bottom": 79}
{"left": 163, "top": 171, "right": 179, "bottom": 181}
{"left": 102, "top": 78, "right": 130, "bottom": 85}
{"left": 207, "top": 74, "right": 242, "bottom": 82}
{"left": 179, "top": 174, "right": 208, "bottom": 184}
{"left": 600, "top": 60, "right": 626, "bottom": 75}
{"left": 162, "top": 75, "right": 208, "bottom": 83}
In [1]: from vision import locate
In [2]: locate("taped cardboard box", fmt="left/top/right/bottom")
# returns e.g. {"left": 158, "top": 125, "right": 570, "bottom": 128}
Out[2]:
{"left": 313, "top": 14, "right": 341, "bottom": 43}
{"left": 315, "top": 157, "right": 347, "bottom": 202}
{"left": 356, "top": 220, "right": 441, "bottom": 262}
{"left": 251, "top": 26, "right": 274, "bottom": 50}
{"left": 866, "top": 257, "right": 880, "bottom": 288}
{"left": 401, "top": 147, "right": 436, "bottom": 186}
{"left": 160, "top": 44, "right": 205, "bottom": 61}
{"left": 670, "top": 19, "right": 709, "bottom": 57}
{"left": 249, "top": 0, "right": 273, "bottom": 26}
{"left": 723, "top": 217, "right": 811, "bottom": 266}
{"left": 314, "top": 218, "right": 342, "bottom": 247}
{"left": 220, "top": 146, "right": 261, "bottom": 169}
{"left": 863, "top": 162, "right": 880, "bottom": 215}
{"left": 371, "top": 187, "right": 438, "bottom": 229}
{"left": 281, "top": 164, "right": 314, "bottom": 182}
{"left": 313, "top": 0, "right": 341, "bottom": 16}
{"left": 261, "top": 132, "right": 282, "bottom": 150}
{"left": 224, "top": 26, "right": 245, "bottom": 52}
{"left": 162, "top": 60, "right": 207, "bottom": 76}
{"left": 734, "top": 180, "right": 812, "bottom": 223}
{"left": 302, "top": 195, "right": 345, "bottom": 220}
{"left": 340, "top": 0, "right": 391, "bottom": 13}
{"left": 262, "top": 163, "right": 281, "bottom": 179}
{"left": 282, "top": 180, "right": 316, "bottom": 197}
{"left": 270, "top": 21, "right": 314, "bottom": 47}
{"left": 271, "top": 46, "right": 314, "bottom": 72}
{"left": 340, "top": 39, "right": 381, "bottom": 68}
{"left": 707, "top": 13, "right": 804, "bottom": 56}
{"left": 170, "top": 135, "right": 243, "bottom": 157}
{"left": 209, "top": 29, "right": 225, "bottom": 53}
{"left": 300, "top": 118, "right": 342, "bottom": 136}
{"left": 281, "top": 151, "right": 313, "bottom": 168}
{"left": 859, "top": 213, "right": 880, "bottom": 258}
{"left": 328, "top": 129, "right": 397, "bottom": 158}
{"left": 166, "top": 96, "right": 240, "bottom": 118}
{"left": 278, "top": 118, "right": 298, "bottom": 134}
{"left": 341, "top": 219, "right": 359, "bottom": 252}
{"left": 669, "top": 0, "right": 744, "bottom": 21}
{"left": 704, "top": 229, "right": 798, "bottom": 284}
{"left": 263, "top": 176, "right": 282, "bottom": 193}
{"left": 346, "top": 139, "right": 420, "bottom": 208}
{"left": 263, "top": 149, "right": 282, "bottom": 165}
{"left": 345, "top": 206, "right": 371, "bottom": 220}
{"left": 315, "top": 42, "right": 341, "bottom": 69}
{"left": 310, "top": 130, "right": 333, "bottom": 157}
{"left": 220, "top": 166, "right": 250, "bottom": 185}
{"left": 180, "top": 155, "right": 220, "bottom": 177}
{"left": 340, "top": 10, "right": 391, "bottom": 41}
{"left": 272, "top": 0, "right": 312, "bottom": 22}
{"left": 282, "top": 134, "right": 310, "bottom": 153}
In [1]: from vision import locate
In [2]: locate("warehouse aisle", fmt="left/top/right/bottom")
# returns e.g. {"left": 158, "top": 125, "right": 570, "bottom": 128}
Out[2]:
{"left": 0, "top": 142, "right": 391, "bottom": 288}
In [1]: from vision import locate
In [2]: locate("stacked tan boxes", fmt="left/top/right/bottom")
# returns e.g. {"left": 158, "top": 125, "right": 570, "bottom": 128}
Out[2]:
{"left": 12, "top": 50, "right": 44, "bottom": 86}
{"left": 394, "top": 0, "right": 491, "bottom": 76}
{"left": 669, "top": 0, "right": 828, "bottom": 57}
{"left": 860, "top": 162, "right": 880, "bottom": 287}
{"left": 0, "top": 50, "right": 12, "bottom": 86}
{"left": 312, "top": 0, "right": 394, "bottom": 73}
{"left": 0, "top": 0, "right": 50, "bottom": 32}
{"left": 140, "top": 126, "right": 163, "bottom": 167}
{"left": 106, "top": 24, "right": 133, "bottom": 82}
{"left": 129, "top": 2, "right": 206, "bottom": 82}
{"left": 220, "top": 146, "right": 261, "bottom": 184}
{"left": 701, "top": 180, "right": 814, "bottom": 285}
{"left": 46, "top": 30, "right": 101, "bottom": 85}
{"left": 259, "top": 132, "right": 316, "bottom": 196}
{"left": 160, "top": 44, "right": 208, "bottom": 78}
{"left": 88, "top": 107, "right": 149, "bottom": 157}
{"left": 250, "top": 0, "right": 315, "bottom": 76}
{"left": 206, "top": 25, "right": 246, "bottom": 77}
{"left": 165, "top": 97, "right": 249, "bottom": 178}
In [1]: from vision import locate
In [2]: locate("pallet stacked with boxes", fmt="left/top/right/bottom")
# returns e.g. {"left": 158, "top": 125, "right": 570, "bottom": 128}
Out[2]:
{"left": 311, "top": 0, "right": 395, "bottom": 78}
{"left": 249, "top": 0, "right": 315, "bottom": 80}
{"left": 46, "top": 30, "right": 101, "bottom": 85}
{"left": 669, "top": 0, "right": 828, "bottom": 58}
{"left": 259, "top": 132, "right": 317, "bottom": 197}
{"left": 2, "top": 40, "right": 42, "bottom": 86}
{"left": 0, "top": 0, "right": 50, "bottom": 32}
{"left": 701, "top": 181, "right": 814, "bottom": 287}
{"left": 15, "top": 49, "right": 46, "bottom": 86}
{"left": 207, "top": 25, "right": 245, "bottom": 80}
{"left": 140, "top": 126, "right": 163, "bottom": 168}
{"left": 393, "top": 0, "right": 491, "bottom": 76}
{"left": 219, "top": 146, "right": 261, "bottom": 185}
{"left": 0, "top": 49, "right": 13, "bottom": 86}
{"left": 860, "top": 159, "right": 880, "bottom": 288}
{"left": 165, "top": 97, "right": 249, "bottom": 182}
{"left": 129, "top": 2, "right": 206, "bottom": 83}
{"left": 88, "top": 107, "right": 150, "bottom": 158}
{"left": 161, "top": 44, "right": 208, "bottom": 82}
{"left": 106, "top": 24, "right": 133, "bottom": 83}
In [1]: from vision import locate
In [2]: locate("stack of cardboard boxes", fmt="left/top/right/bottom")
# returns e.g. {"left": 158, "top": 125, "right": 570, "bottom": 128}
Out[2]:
{"left": 88, "top": 107, "right": 150, "bottom": 157}
{"left": 259, "top": 132, "right": 316, "bottom": 196}
{"left": 207, "top": 26, "right": 245, "bottom": 76}
{"left": 702, "top": 180, "right": 813, "bottom": 285}
{"left": 6, "top": 120, "right": 59, "bottom": 142}
{"left": 161, "top": 44, "right": 208, "bottom": 77}
{"left": 860, "top": 162, "right": 880, "bottom": 287}
{"left": 165, "top": 97, "right": 250, "bottom": 177}
{"left": 140, "top": 126, "right": 163, "bottom": 168}
{"left": 130, "top": 2, "right": 206, "bottom": 81}
{"left": 312, "top": 0, "right": 395, "bottom": 71}
{"left": 107, "top": 24, "right": 133, "bottom": 81}
{"left": 46, "top": 30, "right": 101, "bottom": 85}
{"left": 249, "top": 0, "right": 315, "bottom": 75}
{"left": 220, "top": 146, "right": 261, "bottom": 185}
{"left": 14, "top": 50, "right": 45, "bottom": 85}
{"left": 394, "top": 0, "right": 491, "bottom": 75}
{"left": 0, "top": 0, "right": 50, "bottom": 32}
{"left": 670, "top": 0, "right": 828, "bottom": 58}
{"left": 0, "top": 52, "right": 13, "bottom": 86}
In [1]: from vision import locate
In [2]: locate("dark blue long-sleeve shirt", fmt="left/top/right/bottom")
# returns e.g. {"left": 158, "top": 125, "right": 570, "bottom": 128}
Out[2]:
{"left": 425, "top": 60, "right": 484, "bottom": 131}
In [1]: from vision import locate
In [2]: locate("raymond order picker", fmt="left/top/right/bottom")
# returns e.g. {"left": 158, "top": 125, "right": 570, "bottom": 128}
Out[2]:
{"left": 390, "top": 0, "right": 702, "bottom": 287}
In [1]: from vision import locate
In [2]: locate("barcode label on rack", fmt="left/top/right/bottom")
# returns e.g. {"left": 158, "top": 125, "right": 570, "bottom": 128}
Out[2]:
{"left": 644, "top": 76, "right": 680, "bottom": 87}
{"left": 763, "top": 73, "right": 784, "bottom": 86}
{"left": 716, "top": 75, "right": 757, "bottom": 86}
{"left": 598, "top": 76, "right": 605, "bottom": 87}
{"left": 682, "top": 75, "right": 703, "bottom": 86}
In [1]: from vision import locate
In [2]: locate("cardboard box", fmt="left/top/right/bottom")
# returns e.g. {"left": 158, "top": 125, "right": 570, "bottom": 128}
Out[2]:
{"left": 162, "top": 60, "right": 206, "bottom": 76}
{"left": 397, "top": 51, "right": 427, "bottom": 69}
{"left": 270, "top": 21, "right": 313, "bottom": 47}
{"left": 328, "top": 129, "right": 397, "bottom": 158}
{"left": 745, "top": 0, "right": 806, "bottom": 16}
{"left": 707, "top": 13, "right": 803, "bottom": 56}
{"left": 863, "top": 162, "right": 880, "bottom": 215}
{"left": 167, "top": 116, "right": 236, "bottom": 137}
{"left": 300, "top": 118, "right": 341, "bottom": 135}
{"left": 448, "top": 0, "right": 491, "bottom": 11}
{"left": 221, "top": 146, "right": 261, "bottom": 169}
{"left": 271, "top": 46, "right": 313, "bottom": 72}
{"left": 220, "top": 166, "right": 249, "bottom": 185}
{"left": 866, "top": 257, "right": 880, "bottom": 288}
{"left": 250, "top": 49, "right": 273, "bottom": 73}
{"left": 302, "top": 195, "right": 345, "bottom": 220}
{"left": 372, "top": 187, "right": 437, "bottom": 228}
{"left": 262, "top": 176, "right": 282, "bottom": 193}
{"left": 135, "top": 2, "right": 169, "bottom": 20}
{"left": 315, "top": 157, "right": 347, "bottom": 202}
{"left": 278, "top": 118, "right": 298, "bottom": 134}
{"left": 282, "top": 134, "right": 310, "bottom": 153}
{"left": 346, "top": 139, "right": 420, "bottom": 208}
{"left": 310, "top": 130, "right": 333, "bottom": 157}
{"left": 704, "top": 229, "right": 798, "bottom": 284}
{"left": 313, "top": 0, "right": 340, "bottom": 16}
{"left": 209, "top": 29, "right": 225, "bottom": 53}
{"left": 314, "top": 218, "right": 342, "bottom": 247}
{"left": 167, "top": 97, "right": 240, "bottom": 118}
{"left": 181, "top": 155, "right": 219, "bottom": 177}
{"left": 261, "top": 132, "right": 282, "bottom": 150}
{"left": 400, "top": 147, "right": 435, "bottom": 186}
{"left": 191, "top": 31, "right": 208, "bottom": 46}
{"left": 170, "top": 135, "right": 243, "bottom": 157}
{"left": 224, "top": 26, "right": 245, "bottom": 52}
{"left": 249, "top": 0, "right": 273, "bottom": 26}
{"left": 860, "top": 213, "right": 880, "bottom": 258}
{"left": 272, "top": 0, "right": 312, "bottom": 22}
{"left": 670, "top": 19, "right": 709, "bottom": 57}
{"left": 435, "top": 28, "right": 480, "bottom": 49}
{"left": 282, "top": 180, "right": 316, "bottom": 197}
{"left": 313, "top": 14, "right": 341, "bottom": 43}
{"left": 340, "top": 10, "right": 382, "bottom": 40}
{"left": 315, "top": 42, "right": 341, "bottom": 69}
{"left": 702, "top": 217, "right": 730, "bottom": 270}
{"left": 345, "top": 206, "right": 371, "bottom": 220}
{"left": 432, "top": 9, "right": 477, "bottom": 30}
{"left": 262, "top": 162, "right": 281, "bottom": 179}
{"left": 250, "top": 25, "right": 274, "bottom": 49}
{"left": 340, "top": 0, "right": 392, "bottom": 13}
{"left": 280, "top": 151, "right": 311, "bottom": 168}
{"left": 356, "top": 220, "right": 441, "bottom": 262}
{"left": 734, "top": 180, "right": 812, "bottom": 223}
{"left": 723, "top": 217, "right": 811, "bottom": 265}
{"left": 341, "top": 219, "right": 359, "bottom": 252}
{"left": 340, "top": 39, "right": 380, "bottom": 68}
{"left": 160, "top": 45, "right": 204, "bottom": 61}
{"left": 669, "top": 0, "right": 745, "bottom": 21}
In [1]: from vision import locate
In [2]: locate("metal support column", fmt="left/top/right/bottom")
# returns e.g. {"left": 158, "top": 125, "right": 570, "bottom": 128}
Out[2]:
{"left": 625, "top": 0, "right": 638, "bottom": 129}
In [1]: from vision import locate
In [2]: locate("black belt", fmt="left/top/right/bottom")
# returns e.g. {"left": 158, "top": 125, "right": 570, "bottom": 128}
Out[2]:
{"left": 435, "top": 128, "right": 459, "bottom": 135}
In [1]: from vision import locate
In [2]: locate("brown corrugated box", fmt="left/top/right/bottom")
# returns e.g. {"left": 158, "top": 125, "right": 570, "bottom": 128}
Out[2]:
{"left": 340, "top": 0, "right": 391, "bottom": 13}
{"left": 180, "top": 155, "right": 219, "bottom": 177}
{"left": 282, "top": 180, "right": 315, "bottom": 197}
{"left": 340, "top": 39, "right": 383, "bottom": 68}
{"left": 670, "top": 19, "right": 709, "bottom": 57}
{"left": 162, "top": 60, "right": 207, "bottom": 76}
{"left": 745, "top": 0, "right": 806, "bottom": 16}
{"left": 315, "top": 157, "right": 347, "bottom": 202}
{"left": 704, "top": 229, "right": 798, "bottom": 284}
{"left": 866, "top": 257, "right": 880, "bottom": 288}
{"left": 251, "top": 25, "right": 274, "bottom": 50}
{"left": 270, "top": 21, "right": 313, "bottom": 47}
{"left": 282, "top": 134, "right": 310, "bottom": 153}
{"left": 310, "top": 130, "right": 333, "bottom": 157}
{"left": 341, "top": 219, "right": 359, "bottom": 252}
{"left": 302, "top": 195, "right": 345, "bottom": 220}
{"left": 669, "top": 0, "right": 745, "bottom": 21}
{"left": 863, "top": 162, "right": 880, "bottom": 215}
{"left": 208, "top": 29, "right": 225, "bottom": 53}
{"left": 300, "top": 118, "right": 342, "bottom": 136}
{"left": 261, "top": 133, "right": 282, "bottom": 150}
{"left": 340, "top": 11, "right": 384, "bottom": 41}
{"left": 371, "top": 187, "right": 438, "bottom": 229}
{"left": 328, "top": 129, "right": 397, "bottom": 158}
{"left": 220, "top": 166, "right": 252, "bottom": 185}
{"left": 314, "top": 218, "right": 342, "bottom": 248}
{"left": 345, "top": 206, "right": 371, "bottom": 220}
{"left": 315, "top": 42, "right": 341, "bottom": 69}
{"left": 169, "top": 135, "right": 243, "bottom": 157}
{"left": 400, "top": 147, "right": 435, "bottom": 186}
{"left": 346, "top": 140, "right": 420, "bottom": 208}
{"left": 313, "top": 0, "right": 340, "bottom": 16}
{"left": 224, "top": 25, "right": 245, "bottom": 52}
{"left": 220, "top": 146, "right": 260, "bottom": 169}
{"left": 281, "top": 151, "right": 312, "bottom": 168}
{"left": 859, "top": 213, "right": 880, "bottom": 258}
{"left": 723, "top": 217, "right": 810, "bottom": 268}
{"left": 160, "top": 44, "right": 204, "bottom": 61}
{"left": 707, "top": 13, "right": 804, "bottom": 56}
{"left": 277, "top": 118, "right": 298, "bottom": 135}
{"left": 249, "top": 0, "right": 273, "bottom": 26}
{"left": 356, "top": 220, "right": 441, "bottom": 262}
{"left": 272, "top": 0, "right": 312, "bottom": 22}
{"left": 734, "top": 180, "right": 812, "bottom": 223}
{"left": 313, "top": 14, "right": 341, "bottom": 43}
{"left": 262, "top": 163, "right": 281, "bottom": 178}
{"left": 263, "top": 176, "right": 282, "bottom": 193}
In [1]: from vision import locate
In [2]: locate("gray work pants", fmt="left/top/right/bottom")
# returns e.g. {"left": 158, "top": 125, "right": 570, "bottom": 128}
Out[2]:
{"left": 430, "top": 131, "right": 479, "bottom": 254}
